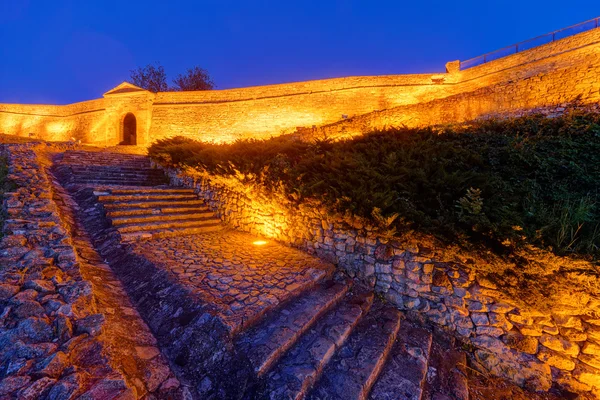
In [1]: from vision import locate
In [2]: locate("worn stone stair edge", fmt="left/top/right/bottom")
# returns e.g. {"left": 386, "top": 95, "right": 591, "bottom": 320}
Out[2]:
{"left": 119, "top": 225, "right": 224, "bottom": 242}
{"left": 109, "top": 189, "right": 196, "bottom": 195}
{"left": 110, "top": 211, "right": 217, "bottom": 225}
{"left": 98, "top": 200, "right": 206, "bottom": 210}
{"left": 102, "top": 199, "right": 207, "bottom": 209}
{"left": 98, "top": 194, "right": 199, "bottom": 203}
{"left": 69, "top": 166, "right": 163, "bottom": 171}
{"left": 106, "top": 205, "right": 212, "bottom": 217}
{"left": 115, "top": 216, "right": 221, "bottom": 232}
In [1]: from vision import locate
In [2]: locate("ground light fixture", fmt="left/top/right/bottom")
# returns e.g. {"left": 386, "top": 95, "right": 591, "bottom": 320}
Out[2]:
{"left": 252, "top": 240, "right": 268, "bottom": 246}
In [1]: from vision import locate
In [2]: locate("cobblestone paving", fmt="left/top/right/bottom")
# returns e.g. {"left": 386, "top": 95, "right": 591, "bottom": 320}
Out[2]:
{"left": 132, "top": 229, "right": 334, "bottom": 332}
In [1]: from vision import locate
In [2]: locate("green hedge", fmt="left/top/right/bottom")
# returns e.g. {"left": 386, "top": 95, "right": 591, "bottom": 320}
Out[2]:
{"left": 149, "top": 112, "right": 600, "bottom": 259}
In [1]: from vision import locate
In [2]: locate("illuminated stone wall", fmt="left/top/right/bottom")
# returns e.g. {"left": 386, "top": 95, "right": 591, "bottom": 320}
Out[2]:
{"left": 0, "top": 100, "right": 106, "bottom": 142}
{"left": 0, "top": 75, "right": 447, "bottom": 145}
{"left": 0, "top": 26, "right": 599, "bottom": 145}
{"left": 148, "top": 74, "right": 448, "bottom": 142}
{"left": 165, "top": 167, "right": 600, "bottom": 397}
{"left": 315, "top": 28, "right": 600, "bottom": 138}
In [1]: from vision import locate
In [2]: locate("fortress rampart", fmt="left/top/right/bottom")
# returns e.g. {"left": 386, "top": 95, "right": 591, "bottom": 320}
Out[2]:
{"left": 1, "top": 24, "right": 599, "bottom": 146}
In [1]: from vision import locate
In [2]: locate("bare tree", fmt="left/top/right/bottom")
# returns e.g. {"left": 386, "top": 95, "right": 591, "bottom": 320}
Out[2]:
{"left": 129, "top": 63, "right": 168, "bottom": 92}
{"left": 171, "top": 66, "right": 214, "bottom": 91}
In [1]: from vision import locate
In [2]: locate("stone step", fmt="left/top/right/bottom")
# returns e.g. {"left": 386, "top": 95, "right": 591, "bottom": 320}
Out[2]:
{"left": 422, "top": 331, "right": 469, "bottom": 400}
{"left": 73, "top": 174, "right": 166, "bottom": 181}
{"left": 306, "top": 303, "right": 402, "bottom": 400}
{"left": 62, "top": 152, "right": 151, "bottom": 163}
{"left": 69, "top": 163, "right": 158, "bottom": 169}
{"left": 70, "top": 163, "right": 153, "bottom": 169}
{"left": 119, "top": 223, "right": 224, "bottom": 242}
{"left": 64, "top": 150, "right": 147, "bottom": 157}
{"left": 106, "top": 204, "right": 211, "bottom": 217}
{"left": 71, "top": 173, "right": 166, "bottom": 180}
{"left": 369, "top": 321, "right": 433, "bottom": 400}
{"left": 63, "top": 153, "right": 147, "bottom": 159}
{"left": 264, "top": 291, "right": 374, "bottom": 400}
{"left": 98, "top": 193, "right": 199, "bottom": 202}
{"left": 65, "top": 160, "right": 153, "bottom": 167}
{"left": 109, "top": 209, "right": 215, "bottom": 226}
{"left": 108, "top": 188, "right": 195, "bottom": 195}
{"left": 71, "top": 169, "right": 166, "bottom": 178}
{"left": 116, "top": 216, "right": 221, "bottom": 233}
{"left": 69, "top": 158, "right": 150, "bottom": 162}
{"left": 102, "top": 199, "right": 206, "bottom": 209}
{"left": 63, "top": 153, "right": 146, "bottom": 158}
{"left": 73, "top": 180, "right": 167, "bottom": 187}
{"left": 74, "top": 180, "right": 168, "bottom": 187}
{"left": 73, "top": 175, "right": 166, "bottom": 181}
{"left": 75, "top": 179, "right": 169, "bottom": 186}
{"left": 237, "top": 281, "right": 350, "bottom": 377}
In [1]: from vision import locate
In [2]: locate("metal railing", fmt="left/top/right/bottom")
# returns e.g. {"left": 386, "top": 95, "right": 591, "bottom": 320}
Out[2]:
{"left": 460, "top": 17, "right": 600, "bottom": 70}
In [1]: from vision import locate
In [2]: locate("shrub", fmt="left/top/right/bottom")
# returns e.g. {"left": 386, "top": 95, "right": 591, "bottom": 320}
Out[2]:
{"left": 149, "top": 111, "right": 600, "bottom": 260}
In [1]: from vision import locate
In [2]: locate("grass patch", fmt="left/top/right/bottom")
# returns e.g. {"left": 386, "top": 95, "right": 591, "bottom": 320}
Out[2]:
{"left": 149, "top": 112, "right": 600, "bottom": 260}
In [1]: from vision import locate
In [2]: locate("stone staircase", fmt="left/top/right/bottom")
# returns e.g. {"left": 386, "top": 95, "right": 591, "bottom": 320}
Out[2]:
{"left": 59, "top": 150, "right": 169, "bottom": 186}
{"left": 56, "top": 150, "right": 222, "bottom": 241}
{"left": 54, "top": 150, "right": 470, "bottom": 399}
{"left": 95, "top": 187, "right": 222, "bottom": 241}
{"left": 237, "top": 280, "right": 469, "bottom": 400}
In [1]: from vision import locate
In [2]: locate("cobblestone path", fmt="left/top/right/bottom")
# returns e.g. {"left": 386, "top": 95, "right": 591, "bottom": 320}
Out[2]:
{"left": 132, "top": 230, "right": 333, "bottom": 332}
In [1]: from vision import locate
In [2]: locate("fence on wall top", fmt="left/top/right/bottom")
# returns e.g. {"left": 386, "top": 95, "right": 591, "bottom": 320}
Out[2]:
{"left": 460, "top": 17, "right": 600, "bottom": 70}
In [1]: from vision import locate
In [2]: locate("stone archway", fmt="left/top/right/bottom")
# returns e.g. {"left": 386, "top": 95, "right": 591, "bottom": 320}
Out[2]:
{"left": 121, "top": 113, "right": 137, "bottom": 145}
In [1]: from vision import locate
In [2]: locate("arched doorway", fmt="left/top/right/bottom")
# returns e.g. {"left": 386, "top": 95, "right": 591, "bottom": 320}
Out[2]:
{"left": 121, "top": 113, "right": 137, "bottom": 145}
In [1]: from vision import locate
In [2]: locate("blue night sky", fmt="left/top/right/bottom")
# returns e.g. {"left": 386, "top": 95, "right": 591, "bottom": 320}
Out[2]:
{"left": 0, "top": 1, "right": 597, "bottom": 104}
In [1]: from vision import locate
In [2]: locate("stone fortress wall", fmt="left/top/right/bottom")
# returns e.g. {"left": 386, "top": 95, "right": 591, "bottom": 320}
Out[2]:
{"left": 1, "top": 24, "right": 599, "bottom": 146}
{"left": 316, "top": 26, "right": 600, "bottom": 138}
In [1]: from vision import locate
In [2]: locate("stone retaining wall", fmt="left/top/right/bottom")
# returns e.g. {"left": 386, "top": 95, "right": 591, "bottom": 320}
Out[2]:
{"left": 0, "top": 143, "right": 134, "bottom": 398}
{"left": 165, "top": 167, "right": 600, "bottom": 397}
